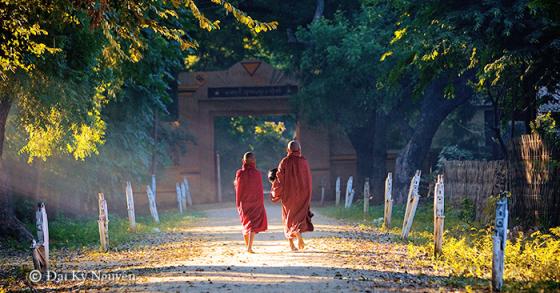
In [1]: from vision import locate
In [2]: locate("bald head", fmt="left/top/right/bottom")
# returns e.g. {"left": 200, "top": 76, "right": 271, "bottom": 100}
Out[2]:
{"left": 287, "top": 140, "right": 301, "bottom": 152}
{"left": 243, "top": 152, "right": 255, "bottom": 162}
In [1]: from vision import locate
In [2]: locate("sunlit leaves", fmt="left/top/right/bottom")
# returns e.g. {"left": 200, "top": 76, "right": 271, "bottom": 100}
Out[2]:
{"left": 0, "top": 1, "right": 61, "bottom": 79}
{"left": 390, "top": 27, "right": 407, "bottom": 45}
{"left": 254, "top": 121, "right": 286, "bottom": 136}
{"left": 380, "top": 51, "right": 393, "bottom": 61}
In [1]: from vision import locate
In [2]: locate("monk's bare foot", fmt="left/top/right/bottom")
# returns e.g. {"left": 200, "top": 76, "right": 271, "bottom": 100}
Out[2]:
{"left": 289, "top": 240, "right": 298, "bottom": 251}
{"left": 247, "top": 248, "right": 255, "bottom": 254}
{"left": 298, "top": 238, "right": 305, "bottom": 250}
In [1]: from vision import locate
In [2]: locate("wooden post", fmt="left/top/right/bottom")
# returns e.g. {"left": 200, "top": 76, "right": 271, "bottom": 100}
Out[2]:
{"left": 345, "top": 176, "right": 353, "bottom": 208}
{"left": 176, "top": 183, "right": 183, "bottom": 214}
{"left": 146, "top": 185, "right": 160, "bottom": 223}
{"left": 363, "top": 178, "right": 370, "bottom": 217}
{"left": 384, "top": 173, "right": 393, "bottom": 229}
{"left": 151, "top": 174, "right": 157, "bottom": 200}
{"left": 97, "top": 193, "right": 109, "bottom": 252}
{"left": 320, "top": 178, "right": 325, "bottom": 206}
{"left": 183, "top": 177, "right": 193, "bottom": 206}
{"left": 335, "top": 177, "right": 341, "bottom": 207}
{"left": 492, "top": 195, "right": 509, "bottom": 291}
{"left": 216, "top": 152, "right": 223, "bottom": 202}
{"left": 32, "top": 202, "right": 49, "bottom": 271}
{"left": 180, "top": 181, "right": 187, "bottom": 210}
{"left": 434, "top": 175, "right": 445, "bottom": 256}
{"left": 401, "top": 170, "right": 421, "bottom": 239}
{"left": 125, "top": 181, "right": 136, "bottom": 231}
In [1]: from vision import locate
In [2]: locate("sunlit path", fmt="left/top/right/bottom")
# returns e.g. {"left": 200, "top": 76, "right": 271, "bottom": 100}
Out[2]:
{"left": 114, "top": 203, "right": 458, "bottom": 292}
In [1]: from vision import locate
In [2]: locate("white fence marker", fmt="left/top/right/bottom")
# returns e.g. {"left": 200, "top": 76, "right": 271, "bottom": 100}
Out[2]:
{"left": 345, "top": 176, "right": 354, "bottom": 208}
{"left": 335, "top": 177, "right": 341, "bottom": 207}
{"left": 492, "top": 194, "right": 508, "bottom": 291}
{"left": 183, "top": 177, "right": 193, "bottom": 206}
{"left": 176, "top": 183, "right": 183, "bottom": 214}
{"left": 97, "top": 193, "right": 109, "bottom": 252}
{"left": 146, "top": 185, "right": 160, "bottom": 223}
{"left": 363, "top": 178, "right": 370, "bottom": 216}
{"left": 125, "top": 181, "right": 136, "bottom": 231}
{"left": 401, "top": 170, "right": 421, "bottom": 239}
{"left": 32, "top": 202, "right": 49, "bottom": 271}
{"left": 384, "top": 173, "right": 393, "bottom": 229}
{"left": 216, "top": 152, "right": 223, "bottom": 202}
{"left": 433, "top": 175, "right": 445, "bottom": 256}
{"left": 180, "top": 181, "right": 187, "bottom": 210}
{"left": 320, "top": 178, "right": 325, "bottom": 206}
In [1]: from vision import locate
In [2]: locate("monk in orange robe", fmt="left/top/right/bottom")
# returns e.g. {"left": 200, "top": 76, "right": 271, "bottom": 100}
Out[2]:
{"left": 235, "top": 152, "right": 268, "bottom": 253}
{"left": 271, "top": 140, "right": 314, "bottom": 251}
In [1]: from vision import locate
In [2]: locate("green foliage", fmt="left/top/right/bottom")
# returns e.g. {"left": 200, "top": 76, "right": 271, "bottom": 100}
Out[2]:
{"left": 435, "top": 145, "right": 474, "bottom": 171}
{"left": 0, "top": 0, "right": 279, "bottom": 204}
{"left": 530, "top": 112, "right": 560, "bottom": 149}
{"left": 387, "top": 0, "right": 560, "bottom": 127}
{"left": 458, "top": 198, "right": 476, "bottom": 224}
{"left": 293, "top": 3, "right": 404, "bottom": 128}
{"left": 0, "top": 0, "right": 278, "bottom": 167}
{"left": 320, "top": 200, "right": 560, "bottom": 291}
{"left": 409, "top": 227, "right": 560, "bottom": 291}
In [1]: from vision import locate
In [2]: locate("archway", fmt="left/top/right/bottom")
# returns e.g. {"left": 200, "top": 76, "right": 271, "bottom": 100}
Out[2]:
{"left": 160, "top": 60, "right": 357, "bottom": 204}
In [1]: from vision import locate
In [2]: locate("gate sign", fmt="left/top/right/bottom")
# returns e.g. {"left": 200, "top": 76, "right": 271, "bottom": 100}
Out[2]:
{"left": 208, "top": 85, "right": 298, "bottom": 98}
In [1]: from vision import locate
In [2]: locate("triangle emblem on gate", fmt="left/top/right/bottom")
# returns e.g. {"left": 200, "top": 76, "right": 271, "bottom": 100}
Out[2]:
{"left": 241, "top": 61, "right": 261, "bottom": 76}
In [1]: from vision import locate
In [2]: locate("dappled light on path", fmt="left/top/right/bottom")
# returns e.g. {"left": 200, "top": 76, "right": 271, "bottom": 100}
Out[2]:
{"left": 2, "top": 204, "right": 462, "bottom": 292}
{"left": 118, "top": 204, "right": 458, "bottom": 292}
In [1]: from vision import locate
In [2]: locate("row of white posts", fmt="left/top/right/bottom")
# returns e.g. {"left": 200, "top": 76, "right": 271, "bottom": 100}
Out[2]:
{"left": 333, "top": 171, "right": 508, "bottom": 291}
{"left": 95, "top": 177, "right": 194, "bottom": 253}
{"left": 33, "top": 176, "right": 195, "bottom": 271}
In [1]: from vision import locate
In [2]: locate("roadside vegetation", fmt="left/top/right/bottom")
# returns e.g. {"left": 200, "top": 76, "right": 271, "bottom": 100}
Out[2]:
{"left": 317, "top": 201, "right": 560, "bottom": 291}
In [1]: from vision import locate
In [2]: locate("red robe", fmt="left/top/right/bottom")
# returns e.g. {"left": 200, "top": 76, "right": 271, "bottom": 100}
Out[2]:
{"left": 271, "top": 149, "right": 314, "bottom": 239}
{"left": 235, "top": 161, "right": 268, "bottom": 235}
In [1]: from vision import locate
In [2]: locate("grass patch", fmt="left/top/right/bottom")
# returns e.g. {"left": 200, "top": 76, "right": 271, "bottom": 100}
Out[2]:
{"left": 317, "top": 200, "right": 560, "bottom": 291}
{"left": 22, "top": 210, "right": 202, "bottom": 250}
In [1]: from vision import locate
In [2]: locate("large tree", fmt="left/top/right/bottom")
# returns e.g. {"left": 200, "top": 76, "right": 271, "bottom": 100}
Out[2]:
{"left": 384, "top": 0, "right": 560, "bottom": 199}
{"left": 0, "top": 0, "right": 277, "bottom": 241}
{"left": 291, "top": 4, "right": 407, "bottom": 200}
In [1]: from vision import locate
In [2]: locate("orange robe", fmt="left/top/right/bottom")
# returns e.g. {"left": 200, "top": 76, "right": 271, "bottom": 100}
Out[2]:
{"left": 235, "top": 161, "right": 268, "bottom": 235}
{"left": 271, "top": 150, "right": 314, "bottom": 239}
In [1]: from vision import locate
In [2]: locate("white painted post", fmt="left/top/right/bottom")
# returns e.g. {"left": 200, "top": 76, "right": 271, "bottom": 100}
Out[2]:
{"left": 345, "top": 176, "right": 354, "bottom": 208}
{"left": 216, "top": 152, "right": 222, "bottom": 202}
{"left": 125, "top": 182, "right": 136, "bottom": 231}
{"left": 183, "top": 177, "right": 193, "bottom": 206}
{"left": 363, "top": 178, "right": 370, "bottom": 216}
{"left": 146, "top": 185, "right": 160, "bottom": 223}
{"left": 335, "top": 177, "right": 341, "bottom": 207}
{"left": 97, "top": 193, "right": 109, "bottom": 252}
{"left": 492, "top": 195, "right": 508, "bottom": 291}
{"left": 320, "top": 178, "right": 325, "bottom": 206}
{"left": 180, "top": 181, "right": 187, "bottom": 210}
{"left": 401, "top": 170, "right": 421, "bottom": 239}
{"left": 33, "top": 202, "right": 49, "bottom": 271}
{"left": 151, "top": 174, "right": 157, "bottom": 200}
{"left": 384, "top": 173, "right": 393, "bottom": 229}
{"left": 433, "top": 175, "right": 445, "bottom": 256}
{"left": 176, "top": 183, "right": 183, "bottom": 214}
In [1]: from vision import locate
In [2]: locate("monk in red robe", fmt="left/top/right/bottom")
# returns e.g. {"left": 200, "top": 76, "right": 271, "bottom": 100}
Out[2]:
{"left": 234, "top": 152, "right": 268, "bottom": 253}
{"left": 271, "top": 140, "right": 314, "bottom": 251}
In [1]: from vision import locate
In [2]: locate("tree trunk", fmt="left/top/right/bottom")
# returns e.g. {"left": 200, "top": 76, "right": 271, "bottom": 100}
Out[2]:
{"left": 345, "top": 110, "right": 389, "bottom": 203}
{"left": 394, "top": 76, "right": 472, "bottom": 202}
{"left": 371, "top": 111, "right": 388, "bottom": 204}
{"left": 346, "top": 115, "right": 376, "bottom": 192}
{"left": 0, "top": 98, "right": 34, "bottom": 243}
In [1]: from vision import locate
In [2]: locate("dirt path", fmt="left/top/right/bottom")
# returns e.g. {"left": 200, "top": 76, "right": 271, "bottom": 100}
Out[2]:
{"left": 2, "top": 204, "right": 461, "bottom": 292}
